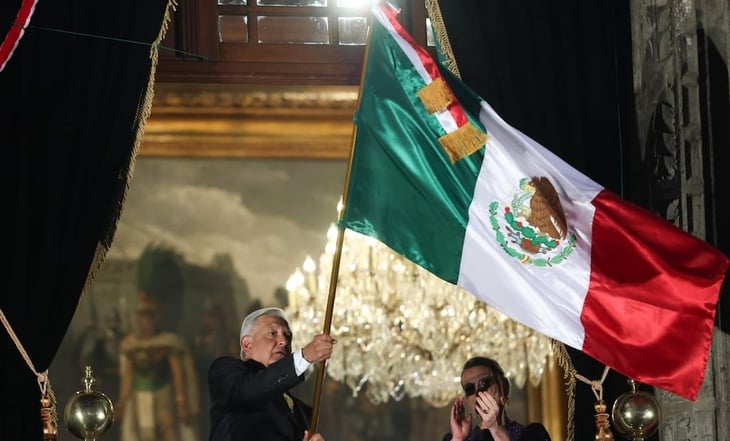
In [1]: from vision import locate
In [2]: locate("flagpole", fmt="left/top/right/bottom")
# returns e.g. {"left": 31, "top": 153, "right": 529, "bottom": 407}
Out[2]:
{"left": 307, "top": 9, "right": 375, "bottom": 435}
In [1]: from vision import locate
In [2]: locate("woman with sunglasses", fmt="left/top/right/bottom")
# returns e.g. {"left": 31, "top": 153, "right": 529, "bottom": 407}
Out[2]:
{"left": 441, "top": 357, "right": 550, "bottom": 441}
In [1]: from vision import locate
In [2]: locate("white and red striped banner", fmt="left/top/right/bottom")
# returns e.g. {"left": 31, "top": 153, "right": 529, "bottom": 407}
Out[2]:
{"left": 0, "top": 0, "right": 39, "bottom": 72}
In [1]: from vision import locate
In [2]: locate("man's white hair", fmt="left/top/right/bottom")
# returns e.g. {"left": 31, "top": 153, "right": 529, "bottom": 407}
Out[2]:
{"left": 239, "top": 307, "right": 289, "bottom": 359}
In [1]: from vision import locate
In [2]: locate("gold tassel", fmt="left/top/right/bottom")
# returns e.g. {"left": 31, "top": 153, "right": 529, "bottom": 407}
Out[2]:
{"left": 439, "top": 123, "right": 488, "bottom": 163}
{"left": 417, "top": 77, "right": 454, "bottom": 113}
{"left": 594, "top": 400, "right": 614, "bottom": 440}
{"left": 0, "top": 309, "right": 59, "bottom": 441}
{"left": 40, "top": 379, "right": 58, "bottom": 441}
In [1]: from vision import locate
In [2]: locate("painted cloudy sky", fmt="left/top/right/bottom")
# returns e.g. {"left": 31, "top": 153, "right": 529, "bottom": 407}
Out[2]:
{"left": 108, "top": 157, "right": 347, "bottom": 305}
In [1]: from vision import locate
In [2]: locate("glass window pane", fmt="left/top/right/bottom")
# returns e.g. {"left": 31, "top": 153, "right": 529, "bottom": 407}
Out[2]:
{"left": 257, "top": 0, "right": 326, "bottom": 6}
{"left": 338, "top": 17, "right": 367, "bottom": 46}
{"left": 218, "top": 0, "right": 246, "bottom": 4}
{"left": 219, "top": 15, "right": 249, "bottom": 43}
{"left": 257, "top": 16, "right": 329, "bottom": 44}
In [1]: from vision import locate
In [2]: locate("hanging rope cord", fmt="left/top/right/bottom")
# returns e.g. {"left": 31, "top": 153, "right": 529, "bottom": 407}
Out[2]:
{"left": 575, "top": 365, "right": 611, "bottom": 403}
{"left": 0, "top": 308, "right": 55, "bottom": 400}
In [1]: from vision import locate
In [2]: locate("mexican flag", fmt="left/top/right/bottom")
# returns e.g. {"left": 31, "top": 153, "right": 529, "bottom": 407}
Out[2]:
{"left": 340, "top": 3, "right": 729, "bottom": 401}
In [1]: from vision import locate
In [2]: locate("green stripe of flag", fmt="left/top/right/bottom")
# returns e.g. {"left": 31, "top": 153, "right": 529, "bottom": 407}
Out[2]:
{"left": 340, "top": 19, "right": 485, "bottom": 282}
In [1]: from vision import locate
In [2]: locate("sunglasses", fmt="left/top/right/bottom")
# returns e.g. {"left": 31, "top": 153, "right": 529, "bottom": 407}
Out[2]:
{"left": 462, "top": 376, "right": 496, "bottom": 397}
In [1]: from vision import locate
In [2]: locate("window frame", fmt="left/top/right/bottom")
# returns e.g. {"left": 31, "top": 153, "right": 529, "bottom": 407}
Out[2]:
{"left": 156, "top": 0, "right": 428, "bottom": 85}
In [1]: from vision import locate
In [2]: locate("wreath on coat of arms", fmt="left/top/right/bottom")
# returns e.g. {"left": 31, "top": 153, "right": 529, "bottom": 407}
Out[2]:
{"left": 488, "top": 176, "right": 577, "bottom": 266}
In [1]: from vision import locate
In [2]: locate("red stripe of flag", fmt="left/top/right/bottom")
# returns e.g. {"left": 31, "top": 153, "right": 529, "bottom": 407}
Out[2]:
{"left": 582, "top": 190, "right": 727, "bottom": 400}
{"left": 379, "top": 4, "right": 469, "bottom": 128}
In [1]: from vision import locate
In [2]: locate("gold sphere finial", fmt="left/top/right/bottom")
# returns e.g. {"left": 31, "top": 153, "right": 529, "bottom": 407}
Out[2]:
{"left": 612, "top": 379, "right": 661, "bottom": 441}
{"left": 63, "top": 365, "right": 114, "bottom": 440}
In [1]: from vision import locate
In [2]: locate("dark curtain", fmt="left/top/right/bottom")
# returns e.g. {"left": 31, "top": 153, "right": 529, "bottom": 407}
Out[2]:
{"left": 0, "top": 0, "right": 170, "bottom": 439}
{"left": 431, "top": 2, "right": 654, "bottom": 440}
{"left": 433, "top": 0, "right": 640, "bottom": 196}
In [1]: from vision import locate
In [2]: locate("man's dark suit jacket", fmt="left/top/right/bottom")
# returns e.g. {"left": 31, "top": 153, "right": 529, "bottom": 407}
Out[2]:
{"left": 208, "top": 354, "right": 311, "bottom": 441}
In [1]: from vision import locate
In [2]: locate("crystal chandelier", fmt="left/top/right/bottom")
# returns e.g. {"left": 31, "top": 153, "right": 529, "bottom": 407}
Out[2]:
{"left": 285, "top": 223, "right": 553, "bottom": 407}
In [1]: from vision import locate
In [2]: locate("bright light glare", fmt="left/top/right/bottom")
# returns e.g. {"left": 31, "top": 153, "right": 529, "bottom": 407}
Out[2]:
{"left": 337, "top": 0, "right": 371, "bottom": 9}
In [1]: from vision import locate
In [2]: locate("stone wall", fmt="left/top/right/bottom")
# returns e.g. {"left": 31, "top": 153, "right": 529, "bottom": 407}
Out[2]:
{"left": 630, "top": 1, "right": 729, "bottom": 439}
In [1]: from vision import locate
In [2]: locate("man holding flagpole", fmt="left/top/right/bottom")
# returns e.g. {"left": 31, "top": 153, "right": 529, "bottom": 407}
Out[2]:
{"left": 208, "top": 307, "right": 336, "bottom": 441}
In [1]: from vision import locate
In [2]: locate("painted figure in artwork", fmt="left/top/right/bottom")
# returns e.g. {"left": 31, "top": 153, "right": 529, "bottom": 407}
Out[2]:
{"left": 117, "top": 246, "right": 199, "bottom": 441}
{"left": 117, "top": 292, "right": 199, "bottom": 441}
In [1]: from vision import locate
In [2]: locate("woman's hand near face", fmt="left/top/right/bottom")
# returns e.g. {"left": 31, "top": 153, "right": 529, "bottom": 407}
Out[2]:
{"left": 475, "top": 391, "right": 511, "bottom": 441}
{"left": 449, "top": 396, "right": 472, "bottom": 441}
{"left": 475, "top": 391, "right": 500, "bottom": 429}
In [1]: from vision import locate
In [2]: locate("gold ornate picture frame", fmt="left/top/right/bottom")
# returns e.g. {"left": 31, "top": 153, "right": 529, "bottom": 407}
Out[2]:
{"left": 141, "top": 83, "right": 359, "bottom": 159}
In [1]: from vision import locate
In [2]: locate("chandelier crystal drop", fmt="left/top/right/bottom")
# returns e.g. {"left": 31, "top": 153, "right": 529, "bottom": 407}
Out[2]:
{"left": 285, "top": 223, "right": 553, "bottom": 407}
